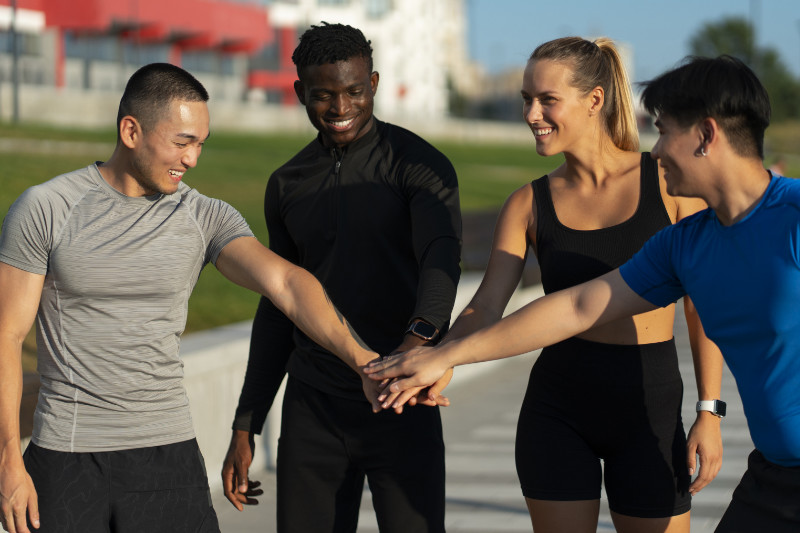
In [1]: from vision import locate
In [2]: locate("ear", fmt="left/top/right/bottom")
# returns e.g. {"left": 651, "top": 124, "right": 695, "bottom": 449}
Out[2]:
{"left": 588, "top": 86, "right": 604, "bottom": 116}
{"left": 119, "top": 116, "right": 141, "bottom": 149}
{"left": 370, "top": 71, "right": 380, "bottom": 95}
{"left": 697, "top": 117, "right": 719, "bottom": 155}
{"left": 294, "top": 80, "right": 306, "bottom": 105}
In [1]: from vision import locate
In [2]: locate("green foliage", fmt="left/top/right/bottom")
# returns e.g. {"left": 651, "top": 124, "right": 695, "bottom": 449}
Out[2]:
{"left": 689, "top": 16, "right": 800, "bottom": 121}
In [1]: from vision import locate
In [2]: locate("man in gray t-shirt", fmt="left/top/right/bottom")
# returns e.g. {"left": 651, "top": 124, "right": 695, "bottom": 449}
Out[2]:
{"left": 0, "top": 63, "right": 379, "bottom": 533}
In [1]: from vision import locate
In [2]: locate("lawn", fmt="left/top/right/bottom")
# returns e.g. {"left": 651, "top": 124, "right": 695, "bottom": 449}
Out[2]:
{"left": 0, "top": 121, "right": 554, "bottom": 371}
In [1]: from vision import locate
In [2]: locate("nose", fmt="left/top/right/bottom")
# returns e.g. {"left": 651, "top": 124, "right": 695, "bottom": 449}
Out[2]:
{"left": 182, "top": 145, "right": 202, "bottom": 168}
{"left": 650, "top": 139, "right": 661, "bottom": 160}
{"left": 524, "top": 100, "right": 542, "bottom": 124}
{"left": 331, "top": 94, "right": 351, "bottom": 115}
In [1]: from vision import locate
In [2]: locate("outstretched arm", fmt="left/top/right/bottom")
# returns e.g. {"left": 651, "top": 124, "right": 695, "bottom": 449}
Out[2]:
{"left": 366, "top": 269, "right": 657, "bottom": 399}
{"left": 216, "top": 237, "right": 380, "bottom": 393}
{"left": 0, "top": 262, "right": 44, "bottom": 533}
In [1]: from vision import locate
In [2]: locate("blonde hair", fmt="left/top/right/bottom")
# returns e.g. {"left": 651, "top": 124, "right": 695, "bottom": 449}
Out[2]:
{"left": 530, "top": 36, "right": 639, "bottom": 151}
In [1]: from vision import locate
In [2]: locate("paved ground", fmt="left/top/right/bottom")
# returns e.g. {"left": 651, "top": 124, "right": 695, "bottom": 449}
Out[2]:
{"left": 212, "top": 295, "right": 752, "bottom": 532}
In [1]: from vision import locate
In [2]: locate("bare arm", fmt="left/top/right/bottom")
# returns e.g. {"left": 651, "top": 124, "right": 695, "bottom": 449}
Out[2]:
{"left": 446, "top": 186, "right": 532, "bottom": 341}
{"left": 366, "top": 270, "right": 658, "bottom": 393}
{"left": 215, "top": 237, "right": 379, "bottom": 391}
{"left": 0, "top": 262, "right": 43, "bottom": 533}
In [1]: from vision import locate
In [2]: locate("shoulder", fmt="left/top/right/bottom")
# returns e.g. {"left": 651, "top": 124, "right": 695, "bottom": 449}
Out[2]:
{"left": 174, "top": 183, "right": 242, "bottom": 219}
{"left": 769, "top": 175, "right": 800, "bottom": 202}
{"left": 378, "top": 121, "right": 454, "bottom": 169}
{"left": 268, "top": 138, "right": 327, "bottom": 186}
{"left": 14, "top": 165, "right": 98, "bottom": 211}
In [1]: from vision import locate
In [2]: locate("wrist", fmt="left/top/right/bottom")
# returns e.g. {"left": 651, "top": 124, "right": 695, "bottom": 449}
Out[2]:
{"left": 696, "top": 399, "right": 726, "bottom": 418}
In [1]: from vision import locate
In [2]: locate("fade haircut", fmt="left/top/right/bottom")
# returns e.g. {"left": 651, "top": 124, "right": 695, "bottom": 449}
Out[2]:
{"left": 116, "top": 63, "right": 209, "bottom": 136}
{"left": 530, "top": 36, "right": 639, "bottom": 152}
{"left": 641, "top": 55, "right": 770, "bottom": 159}
{"left": 292, "top": 22, "right": 373, "bottom": 76}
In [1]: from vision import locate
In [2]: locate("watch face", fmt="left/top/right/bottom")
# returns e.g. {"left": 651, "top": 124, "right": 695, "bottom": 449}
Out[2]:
{"left": 715, "top": 400, "right": 727, "bottom": 417}
{"left": 410, "top": 321, "right": 437, "bottom": 340}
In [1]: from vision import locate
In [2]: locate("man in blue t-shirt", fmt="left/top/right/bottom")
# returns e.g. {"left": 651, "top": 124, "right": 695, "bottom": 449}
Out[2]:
{"left": 364, "top": 56, "right": 800, "bottom": 533}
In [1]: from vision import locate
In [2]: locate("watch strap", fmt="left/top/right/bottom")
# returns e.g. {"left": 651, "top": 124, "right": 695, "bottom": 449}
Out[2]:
{"left": 696, "top": 399, "right": 726, "bottom": 418}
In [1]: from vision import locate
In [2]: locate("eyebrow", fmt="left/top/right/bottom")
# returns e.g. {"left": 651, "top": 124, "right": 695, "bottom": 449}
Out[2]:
{"left": 176, "top": 132, "right": 211, "bottom": 142}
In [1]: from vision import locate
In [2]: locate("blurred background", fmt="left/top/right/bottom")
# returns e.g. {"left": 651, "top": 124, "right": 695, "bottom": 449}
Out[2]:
{"left": 2, "top": 0, "right": 799, "bottom": 362}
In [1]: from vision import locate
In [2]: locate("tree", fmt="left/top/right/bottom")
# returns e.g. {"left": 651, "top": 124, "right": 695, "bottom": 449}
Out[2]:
{"left": 689, "top": 16, "right": 800, "bottom": 121}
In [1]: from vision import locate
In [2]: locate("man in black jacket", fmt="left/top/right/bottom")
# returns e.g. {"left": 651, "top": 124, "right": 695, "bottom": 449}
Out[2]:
{"left": 221, "top": 22, "right": 461, "bottom": 532}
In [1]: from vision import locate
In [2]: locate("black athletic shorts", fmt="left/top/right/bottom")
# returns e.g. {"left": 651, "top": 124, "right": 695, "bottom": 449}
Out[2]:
{"left": 277, "top": 376, "right": 445, "bottom": 533}
{"left": 715, "top": 449, "right": 800, "bottom": 532}
{"left": 23, "top": 438, "right": 219, "bottom": 533}
{"left": 515, "top": 336, "right": 691, "bottom": 518}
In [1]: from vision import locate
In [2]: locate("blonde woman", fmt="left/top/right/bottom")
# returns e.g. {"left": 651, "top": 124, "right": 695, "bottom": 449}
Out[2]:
{"left": 376, "top": 37, "right": 725, "bottom": 533}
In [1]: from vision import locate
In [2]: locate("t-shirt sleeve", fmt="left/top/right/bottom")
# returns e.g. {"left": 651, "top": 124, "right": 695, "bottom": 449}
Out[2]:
{"left": 0, "top": 186, "right": 54, "bottom": 275}
{"left": 618, "top": 225, "right": 687, "bottom": 308}
{"left": 188, "top": 192, "right": 254, "bottom": 265}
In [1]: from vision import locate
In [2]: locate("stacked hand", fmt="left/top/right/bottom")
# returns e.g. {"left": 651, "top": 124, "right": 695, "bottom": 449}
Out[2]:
{"left": 363, "top": 345, "right": 453, "bottom": 410}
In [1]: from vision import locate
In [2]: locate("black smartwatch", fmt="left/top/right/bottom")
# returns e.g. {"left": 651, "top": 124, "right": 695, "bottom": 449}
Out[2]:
{"left": 696, "top": 399, "right": 727, "bottom": 418}
{"left": 405, "top": 320, "right": 438, "bottom": 341}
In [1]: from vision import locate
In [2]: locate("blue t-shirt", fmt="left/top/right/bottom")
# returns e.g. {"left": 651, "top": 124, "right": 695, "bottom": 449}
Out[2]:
{"left": 620, "top": 175, "right": 800, "bottom": 466}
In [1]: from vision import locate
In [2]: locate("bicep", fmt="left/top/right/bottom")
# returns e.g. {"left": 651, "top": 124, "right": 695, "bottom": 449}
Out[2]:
{"left": 0, "top": 262, "right": 45, "bottom": 341}
{"left": 215, "top": 236, "right": 293, "bottom": 299}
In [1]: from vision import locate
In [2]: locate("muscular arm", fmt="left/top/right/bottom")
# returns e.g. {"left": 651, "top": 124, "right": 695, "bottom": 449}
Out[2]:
{"left": 216, "top": 237, "right": 377, "bottom": 381}
{"left": 0, "top": 262, "right": 43, "bottom": 533}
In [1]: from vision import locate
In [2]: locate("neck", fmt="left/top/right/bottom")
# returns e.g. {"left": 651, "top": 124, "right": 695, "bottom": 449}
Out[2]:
{"left": 561, "top": 134, "right": 629, "bottom": 185}
{"left": 705, "top": 158, "right": 772, "bottom": 226}
{"left": 97, "top": 148, "right": 151, "bottom": 197}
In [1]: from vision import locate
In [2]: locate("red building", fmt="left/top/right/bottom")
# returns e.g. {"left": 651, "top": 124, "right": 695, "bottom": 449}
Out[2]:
{"left": 0, "top": 0, "right": 298, "bottom": 102}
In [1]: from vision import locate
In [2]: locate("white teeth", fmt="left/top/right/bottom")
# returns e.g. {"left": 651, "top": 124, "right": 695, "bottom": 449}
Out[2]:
{"left": 329, "top": 118, "right": 354, "bottom": 128}
{"left": 169, "top": 170, "right": 184, "bottom": 178}
{"left": 534, "top": 128, "right": 553, "bottom": 136}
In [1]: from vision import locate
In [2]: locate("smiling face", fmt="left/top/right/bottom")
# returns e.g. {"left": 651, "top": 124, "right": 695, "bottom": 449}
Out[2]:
{"left": 295, "top": 55, "right": 378, "bottom": 149}
{"left": 129, "top": 99, "right": 210, "bottom": 196}
{"left": 651, "top": 114, "right": 705, "bottom": 197}
{"left": 521, "top": 59, "right": 598, "bottom": 157}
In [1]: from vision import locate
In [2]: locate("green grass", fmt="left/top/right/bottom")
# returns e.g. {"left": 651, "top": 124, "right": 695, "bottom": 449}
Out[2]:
{"left": 0, "top": 122, "right": 554, "bottom": 344}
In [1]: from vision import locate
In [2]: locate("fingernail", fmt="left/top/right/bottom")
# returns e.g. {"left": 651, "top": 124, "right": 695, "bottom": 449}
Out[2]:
{"left": 688, "top": 468, "right": 694, "bottom": 475}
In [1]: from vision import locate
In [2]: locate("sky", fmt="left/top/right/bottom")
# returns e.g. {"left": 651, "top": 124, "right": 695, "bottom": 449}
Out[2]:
{"left": 467, "top": 0, "right": 800, "bottom": 83}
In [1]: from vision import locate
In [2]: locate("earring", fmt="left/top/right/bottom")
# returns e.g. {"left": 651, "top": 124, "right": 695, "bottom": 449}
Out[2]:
{"left": 700, "top": 147, "right": 707, "bottom": 157}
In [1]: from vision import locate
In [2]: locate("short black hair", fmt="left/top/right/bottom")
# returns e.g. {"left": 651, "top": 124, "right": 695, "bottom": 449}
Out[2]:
{"left": 641, "top": 55, "right": 770, "bottom": 159}
{"left": 292, "top": 22, "right": 373, "bottom": 75}
{"left": 116, "top": 63, "right": 209, "bottom": 135}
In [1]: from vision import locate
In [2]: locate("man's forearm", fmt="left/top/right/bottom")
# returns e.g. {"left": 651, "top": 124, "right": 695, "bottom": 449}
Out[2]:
{"left": 439, "top": 271, "right": 657, "bottom": 367}
{"left": 0, "top": 339, "right": 25, "bottom": 465}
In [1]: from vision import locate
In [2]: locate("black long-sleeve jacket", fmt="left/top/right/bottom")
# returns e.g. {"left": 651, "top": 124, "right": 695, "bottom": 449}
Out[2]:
{"left": 233, "top": 119, "right": 462, "bottom": 432}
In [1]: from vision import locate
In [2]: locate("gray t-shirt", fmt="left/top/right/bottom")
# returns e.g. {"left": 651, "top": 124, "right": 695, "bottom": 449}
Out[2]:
{"left": 0, "top": 164, "right": 253, "bottom": 452}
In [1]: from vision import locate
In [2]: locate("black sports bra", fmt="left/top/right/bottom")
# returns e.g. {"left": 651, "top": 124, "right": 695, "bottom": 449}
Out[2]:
{"left": 532, "top": 153, "right": 672, "bottom": 295}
